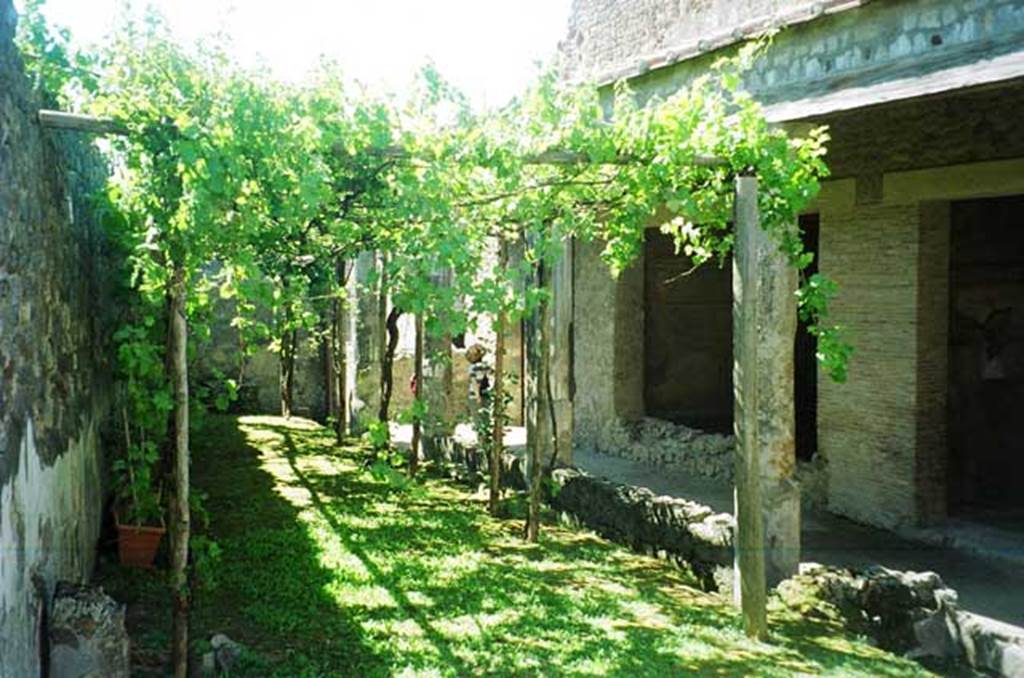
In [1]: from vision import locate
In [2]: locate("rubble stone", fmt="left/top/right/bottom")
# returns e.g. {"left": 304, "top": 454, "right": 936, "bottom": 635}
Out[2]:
{"left": 49, "top": 582, "right": 129, "bottom": 678}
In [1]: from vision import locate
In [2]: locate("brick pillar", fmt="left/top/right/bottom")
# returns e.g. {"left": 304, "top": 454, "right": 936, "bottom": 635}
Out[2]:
{"left": 818, "top": 188, "right": 949, "bottom": 529}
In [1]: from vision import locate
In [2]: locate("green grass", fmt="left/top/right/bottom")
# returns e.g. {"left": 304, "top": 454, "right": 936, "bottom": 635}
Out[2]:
{"left": 98, "top": 415, "right": 935, "bottom": 677}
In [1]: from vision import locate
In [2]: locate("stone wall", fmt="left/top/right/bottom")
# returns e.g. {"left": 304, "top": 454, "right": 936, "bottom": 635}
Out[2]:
{"left": 0, "top": 2, "right": 112, "bottom": 673}
{"left": 778, "top": 563, "right": 1024, "bottom": 676}
{"left": 198, "top": 293, "right": 328, "bottom": 420}
{"left": 551, "top": 467, "right": 735, "bottom": 593}
{"left": 560, "top": 0, "right": 807, "bottom": 82}
{"left": 571, "top": 238, "right": 644, "bottom": 452}
{"left": 425, "top": 434, "right": 735, "bottom": 594}
{"left": 561, "top": 0, "right": 1024, "bottom": 111}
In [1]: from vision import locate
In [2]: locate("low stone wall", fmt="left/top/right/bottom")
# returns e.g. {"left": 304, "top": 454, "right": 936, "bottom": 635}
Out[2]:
{"left": 425, "top": 434, "right": 735, "bottom": 593}
{"left": 427, "top": 434, "right": 1024, "bottom": 676}
{"left": 587, "top": 417, "right": 830, "bottom": 510}
{"left": 778, "top": 563, "right": 1024, "bottom": 677}
{"left": 550, "top": 468, "right": 735, "bottom": 593}
{"left": 595, "top": 417, "right": 736, "bottom": 482}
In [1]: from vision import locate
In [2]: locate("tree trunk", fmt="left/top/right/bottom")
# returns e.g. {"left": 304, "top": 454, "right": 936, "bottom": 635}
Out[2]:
{"left": 490, "top": 240, "right": 508, "bottom": 517}
{"left": 379, "top": 306, "right": 402, "bottom": 422}
{"left": 280, "top": 327, "right": 297, "bottom": 418}
{"left": 168, "top": 267, "right": 191, "bottom": 678}
{"left": 410, "top": 313, "right": 424, "bottom": 476}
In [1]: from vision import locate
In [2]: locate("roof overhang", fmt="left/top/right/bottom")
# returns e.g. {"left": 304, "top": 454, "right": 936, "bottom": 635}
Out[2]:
{"left": 762, "top": 50, "right": 1024, "bottom": 122}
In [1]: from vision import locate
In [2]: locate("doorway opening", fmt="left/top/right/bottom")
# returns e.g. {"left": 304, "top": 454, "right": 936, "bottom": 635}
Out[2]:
{"left": 643, "top": 230, "right": 733, "bottom": 432}
{"left": 948, "top": 195, "right": 1024, "bottom": 519}
{"left": 795, "top": 214, "right": 820, "bottom": 461}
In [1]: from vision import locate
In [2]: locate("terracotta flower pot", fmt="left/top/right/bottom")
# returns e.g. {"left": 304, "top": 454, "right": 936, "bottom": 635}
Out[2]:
{"left": 116, "top": 519, "right": 166, "bottom": 568}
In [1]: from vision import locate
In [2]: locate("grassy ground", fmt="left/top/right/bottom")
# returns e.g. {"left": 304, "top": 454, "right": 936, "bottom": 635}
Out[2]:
{"left": 97, "top": 415, "right": 935, "bottom": 677}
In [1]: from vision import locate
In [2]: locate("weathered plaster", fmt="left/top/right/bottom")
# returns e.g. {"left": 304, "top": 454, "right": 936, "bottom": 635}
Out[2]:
{"left": 1, "top": 418, "right": 104, "bottom": 677}
{"left": 0, "top": 3, "right": 111, "bottom": 671}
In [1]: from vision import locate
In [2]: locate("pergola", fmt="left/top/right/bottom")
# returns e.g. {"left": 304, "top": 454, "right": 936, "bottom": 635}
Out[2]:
{"left": 40, "top": 107, "right": 802, "bottom": 640}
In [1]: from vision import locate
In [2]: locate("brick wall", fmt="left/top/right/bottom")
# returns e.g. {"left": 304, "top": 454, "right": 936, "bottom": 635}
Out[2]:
{"left": 561, "top": 0, "right": 1024, "bottom": 532}
{"left": 817, "top": 201, "right": 921, "bottom": 528}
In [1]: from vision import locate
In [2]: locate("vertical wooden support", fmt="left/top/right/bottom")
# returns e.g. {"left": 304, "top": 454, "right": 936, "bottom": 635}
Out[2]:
{"left": 377, "top": 253, "right": 390, "bottom": 414}
{"left": 332, "top": 258, "right": 349, "bottom": 442}
{"left": 491, "top": 240, "right": 508, "bottom": 516}
{"left": 732, "top": 175, "right": 800, "bottom": 640}
{"left": 169, "top": 267, "right": 190, "bottom": 677}
{"left": 411, "top": 313, "right": 424, "bottom": 475}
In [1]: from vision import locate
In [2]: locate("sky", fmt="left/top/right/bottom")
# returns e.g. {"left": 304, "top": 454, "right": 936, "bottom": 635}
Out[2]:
{"left": 20, "top": 0, "right": 575, "bottom": 110}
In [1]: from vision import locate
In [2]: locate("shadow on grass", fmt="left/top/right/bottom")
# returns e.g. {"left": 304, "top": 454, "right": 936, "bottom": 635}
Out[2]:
{"left": 100, "top": 415, "right": 932, "bottom": 677}
{"left": 269, "top": 421, "right": 931, "bottom": 678}
{"left": 97, "top": 415, "right": 386, "bottom": 677}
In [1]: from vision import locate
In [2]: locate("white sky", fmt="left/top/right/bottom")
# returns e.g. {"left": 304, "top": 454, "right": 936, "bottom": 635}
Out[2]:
{"left": 19, "top": 0, "right": 574, "bottom": 110}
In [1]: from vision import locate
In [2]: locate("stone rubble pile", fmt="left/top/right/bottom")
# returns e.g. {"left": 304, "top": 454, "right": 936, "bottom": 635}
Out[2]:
{"left": 778, "top": 563, "right": 1024, "bottom": 677}
{"left": 49, "top": 582, "right": 129, "bottom": 678}
{"left": 599, "top": 417, "right": 736, "bottom": 482}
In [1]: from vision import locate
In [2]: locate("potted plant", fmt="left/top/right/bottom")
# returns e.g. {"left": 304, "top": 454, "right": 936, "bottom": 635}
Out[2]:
{"left": 112, "top": 407, "right": 166, "bottom": 568}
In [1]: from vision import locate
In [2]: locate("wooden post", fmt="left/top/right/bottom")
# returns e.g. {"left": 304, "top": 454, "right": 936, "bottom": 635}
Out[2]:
{"left": 168, "top": 267, "right": 191, "bottom": 677}
{"left": 411, "top": 313, "right": 424, "bottom": 475}
{"left": 378, "top": 253, "right": 389, "bottom": 416}
{"left": 332, "top": 258, "right": 349, "bottom": 442}
{"left": 732, "top": 176, "right": 801, "bottom": 640}
{"left": 525, "top": 288, "right": 544, "bottom": 541}
{"left": 490, "top": 241, "right": 508, "bottom": 516}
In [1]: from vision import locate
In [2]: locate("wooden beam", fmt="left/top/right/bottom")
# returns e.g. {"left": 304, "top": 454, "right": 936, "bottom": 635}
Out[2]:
{"left": 38, "top": 110, "right": 130, "bottom": 136}
{"left": 364, "top": 145, "right": 727, "bottom": 169}
{"left": 39, "top": 109, "right": 730, "bottom": 170}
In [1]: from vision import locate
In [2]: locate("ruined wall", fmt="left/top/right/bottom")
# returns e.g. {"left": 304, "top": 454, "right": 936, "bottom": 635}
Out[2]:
{"left": 0, "top": 2, "right": 112, "bottom": 673}
{"left": 198, "top": 291, "right": 328, "bottom": 420}
{"left": 563, "top": 0, "right": 1024, "bottom": 531}
{"left": 572, "top": 239, "right": 644, "bottom": 451}
{"left": 560, "top": 0, "right": 806, "bottom": 82}
{"left": 562, "top": 0, "right": 1024, "bottom": 111}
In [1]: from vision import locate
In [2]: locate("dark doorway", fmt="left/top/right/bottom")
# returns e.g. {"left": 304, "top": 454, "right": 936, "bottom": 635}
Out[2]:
{"left": 948, "top": 195, "right": 1024, "bottom": 514}
{"left": 643, "top": 230, "right": 733, "bottom": 431}
{"left": 795, "top": 214, "right": 820, "bottom": 461}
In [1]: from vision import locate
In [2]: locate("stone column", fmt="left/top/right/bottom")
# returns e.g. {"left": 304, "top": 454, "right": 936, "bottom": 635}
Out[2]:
{"left": 423, "top": 269, "right": 455, "bottom": 454}
{"left": 732, "top": 176, "right": 800, "bottom": 637}
{"left": 350, "top": 251, "right": 382, "bottom": 432}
